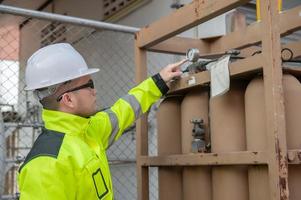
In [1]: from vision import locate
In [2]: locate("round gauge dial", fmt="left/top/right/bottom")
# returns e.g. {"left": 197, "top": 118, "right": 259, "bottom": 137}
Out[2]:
{"left": 186, "top": 48, "right": 200, "bottom": 62}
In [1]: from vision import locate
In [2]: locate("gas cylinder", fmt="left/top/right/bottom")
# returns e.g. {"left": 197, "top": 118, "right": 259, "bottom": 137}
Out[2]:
{"left": 245, "top": 76, "right": 269, "bottom": 200}
{"left": 284, "top": 74, "right": 301, "bottom": 200}
{"left": 181, "top": 88, "right": 211, "bottom": 200}
{"left": 245, "top": 74, "right": 301, "bottom": 200}
{"left": 157, "top": 96, "right": 183, "bottom": 200}
{"left": 210, "top": 80, "right": 248, "bottom": 200}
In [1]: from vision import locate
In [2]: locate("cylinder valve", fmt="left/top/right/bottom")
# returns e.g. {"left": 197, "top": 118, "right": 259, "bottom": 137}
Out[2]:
{"left": 191, "top": 119, "right": 206, "bottom": 153}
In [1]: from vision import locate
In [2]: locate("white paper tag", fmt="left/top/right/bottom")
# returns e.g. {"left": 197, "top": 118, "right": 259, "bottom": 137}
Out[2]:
{"left": 187, "top": 76, "right": 196, "bottom": 86}
{"left": 210, "top": 55, "right": 230, "bottom": 98}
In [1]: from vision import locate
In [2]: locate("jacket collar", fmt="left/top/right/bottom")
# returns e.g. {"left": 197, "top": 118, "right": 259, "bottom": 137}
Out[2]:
{"left": 42, "top": 109, "right": 89, "bottom": 136}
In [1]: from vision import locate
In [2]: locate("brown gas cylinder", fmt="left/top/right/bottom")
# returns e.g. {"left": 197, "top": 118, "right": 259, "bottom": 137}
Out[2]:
{"left": 210, "top": 80, "right": 249, "bottom": 200}
{"left": 284, "top": 74, "right": 301, "bottom": 200}
{"left": 157, "top": 96, "right": 183, "bottom": 200}
{"left": 245, "top": 74, "right": 301, "bottom": 200}
{"left": 245, "top": 76, "right": 270, "bottom": 200}
{"left": 181, "top": 88, "right": 211, "bottom": 200}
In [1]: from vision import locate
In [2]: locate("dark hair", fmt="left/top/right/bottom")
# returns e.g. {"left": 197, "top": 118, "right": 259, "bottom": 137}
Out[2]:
{"left": 40, "top": 95, "right": 60, "bottom": 110}
{"left": 39, "top": 80, "right": 72, "bottom": 110}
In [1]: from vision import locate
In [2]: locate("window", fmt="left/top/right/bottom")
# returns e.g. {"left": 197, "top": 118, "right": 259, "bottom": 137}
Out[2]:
{"left": 40, "top": 21, "right": 66, "bottom": 47}
{"left": 103, "top": 0, "right": 151, "bottom": 22}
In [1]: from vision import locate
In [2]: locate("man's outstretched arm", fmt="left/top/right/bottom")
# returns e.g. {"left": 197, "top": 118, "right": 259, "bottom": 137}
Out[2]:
{"left": 88, "top": 59, "right": 187, "bottom": 149}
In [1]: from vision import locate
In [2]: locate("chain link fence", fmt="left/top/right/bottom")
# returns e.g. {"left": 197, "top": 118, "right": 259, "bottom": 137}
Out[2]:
{"left": 0, "top": 8, "right": 184, "bottom": 200}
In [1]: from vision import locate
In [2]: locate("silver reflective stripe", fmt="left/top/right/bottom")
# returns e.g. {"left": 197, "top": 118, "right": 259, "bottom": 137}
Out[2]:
{"left": 122, "top": 94, "right": 142, "bottom": 119}
{"left": 104, "top": 109, "right": 119, "bottom": 148}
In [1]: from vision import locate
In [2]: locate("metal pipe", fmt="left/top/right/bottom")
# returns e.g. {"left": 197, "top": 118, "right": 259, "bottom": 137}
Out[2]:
{"left": 256, "top": 0, "right": 282, "bottom": 21}
{"left": 0, "top": 194, "right": 19, "bottom": 200}
{"left": 256, "top": 0, "right": 261, "bottom": 22}
{"left": 0, "top": 112, "right": 6, "bottom": 196}
{"left": 278, "top": 0, "right": 282, "bottom": 12}
{"left": 0, "top": 5, "right": 140, "bottom": 34}
{"left": 5, "top": 155, "right": 24, "bottom": 164}
{"left": 108, "top": 159, "right": 136, "bottom": 165}
{"left": 4, "top": 123, "right": 43, "bottom": 128}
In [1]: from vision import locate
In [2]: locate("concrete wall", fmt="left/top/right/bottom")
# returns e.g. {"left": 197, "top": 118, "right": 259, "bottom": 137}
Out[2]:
{"left": 118, "top": 0, "right": 174, "bottom": 27}
{"left": 54, "top": 0, "right": 103, "bottom": 20}
{"left": 119, "top": 0, "right": 197, "bottom": 38}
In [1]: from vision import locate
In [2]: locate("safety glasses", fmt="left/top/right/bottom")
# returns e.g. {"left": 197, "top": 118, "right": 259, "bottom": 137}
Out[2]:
{"left": 56, "top": 79, "right": 94, "bottom": 102}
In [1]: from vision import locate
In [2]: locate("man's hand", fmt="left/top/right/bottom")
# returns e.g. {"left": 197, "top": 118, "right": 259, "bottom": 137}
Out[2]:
{"left": 159, "top": 59, "right": 187, "bottom": 82}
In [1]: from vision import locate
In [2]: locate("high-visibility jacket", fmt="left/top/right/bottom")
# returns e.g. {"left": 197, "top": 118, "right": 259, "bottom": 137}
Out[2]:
{"left": 18, "top": 74, "right": 168, "bottom": 200}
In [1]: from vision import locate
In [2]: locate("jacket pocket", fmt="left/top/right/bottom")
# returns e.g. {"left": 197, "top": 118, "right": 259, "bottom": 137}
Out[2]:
{"left": 85, "top": 157, "right": 110, "bottom": 200}
{"left": 92, "top": 168, "right": 109, "bottom": 199}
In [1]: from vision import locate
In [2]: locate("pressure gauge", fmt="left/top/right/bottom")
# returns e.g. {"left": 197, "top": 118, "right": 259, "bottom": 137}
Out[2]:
{"left": 186, "top": 48, "right": 200, "bottom": 62}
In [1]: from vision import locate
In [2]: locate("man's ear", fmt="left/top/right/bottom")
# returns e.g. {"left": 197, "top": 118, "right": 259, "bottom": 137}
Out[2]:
{"left": 61, "top": 93, "right": 75, "bottom": 108}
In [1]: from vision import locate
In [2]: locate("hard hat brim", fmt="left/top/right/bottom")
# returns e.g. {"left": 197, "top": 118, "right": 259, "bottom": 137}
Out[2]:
{"left": 24, "top": 68, "right": 99, "bottom": 91}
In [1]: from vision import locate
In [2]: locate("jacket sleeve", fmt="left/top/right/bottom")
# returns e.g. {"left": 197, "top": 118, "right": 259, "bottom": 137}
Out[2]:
{"left": 87, "top": 73, "right": 169, "bottom": 149}
{"left": 18, "top": 157, "right": 75, "bottom": 200}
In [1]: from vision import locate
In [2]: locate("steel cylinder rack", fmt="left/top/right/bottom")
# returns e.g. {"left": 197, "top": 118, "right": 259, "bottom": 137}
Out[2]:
{"left": 135, "top": 1, "right": 301, "bottom": 200}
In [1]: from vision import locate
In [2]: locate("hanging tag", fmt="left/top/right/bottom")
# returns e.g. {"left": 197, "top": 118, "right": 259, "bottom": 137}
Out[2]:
{"left": 187, "top": 76, "right": 196, "bottom": 86}
{"left": 210, "top": 55, "right": 231, "bottom": 98}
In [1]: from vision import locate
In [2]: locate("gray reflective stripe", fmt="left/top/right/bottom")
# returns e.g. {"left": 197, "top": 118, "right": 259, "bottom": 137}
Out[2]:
{"left": 122, "top": 94, "right": 142, "bottom": 119}
{"left": 104, "top": 109, "right": 119, "bottom": 148}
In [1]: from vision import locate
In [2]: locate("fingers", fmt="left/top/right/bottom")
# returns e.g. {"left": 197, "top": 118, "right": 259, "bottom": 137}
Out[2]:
{"left": 172, "top": 71, "right": 183, "bottom": 77}
{"left": 170, "top": 67, "right": 183, "bottom": 79}
{"left": 179, "top": 58, "right": 188, "bottom": 65}
{"left": 171, "top": 59, "right": 188, "bottom": 68}
{"left": 160, "top": 59, "right": 187, "bottom": 82}
{"left": 169, "top": 59, "right": 188, "bottom": 73}
{"left": 177, "top": 58, "right": 188, "bottom": 65}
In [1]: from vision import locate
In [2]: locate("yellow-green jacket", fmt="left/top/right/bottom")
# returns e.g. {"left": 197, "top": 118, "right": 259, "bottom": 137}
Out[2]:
{"left": 18, "top": 74, "right": 168, "bottom": 200}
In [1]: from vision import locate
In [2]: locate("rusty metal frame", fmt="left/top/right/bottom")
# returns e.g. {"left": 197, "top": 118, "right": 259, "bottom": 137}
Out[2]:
{"left": 139, "top": 151, "right": 267, "bottom": 166}
{"left": 147, "top": 4, "right": 301, "bottom": 56}
{"left": 135, "top": 0, "right": 301, "bottom": 199}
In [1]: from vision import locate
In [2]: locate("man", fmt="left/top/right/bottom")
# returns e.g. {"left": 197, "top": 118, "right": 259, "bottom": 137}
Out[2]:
{"left": 18, "top": 43, "right": 186, "bottom": 199}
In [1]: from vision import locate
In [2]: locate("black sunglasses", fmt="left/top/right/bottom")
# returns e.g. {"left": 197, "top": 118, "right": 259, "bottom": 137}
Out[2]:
{"left": 56, "top": 79, "right": 94, "bottom": 102}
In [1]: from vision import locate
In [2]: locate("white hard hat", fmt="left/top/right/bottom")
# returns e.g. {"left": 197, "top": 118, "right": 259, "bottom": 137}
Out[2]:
{"left": 25, "top": 43, "right": 99, "bottom": 90}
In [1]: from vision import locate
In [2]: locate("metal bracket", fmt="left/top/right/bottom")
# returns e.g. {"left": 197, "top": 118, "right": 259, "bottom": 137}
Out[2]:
{"left": 183, "top": 49, "right": 243, "bottom": 73}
